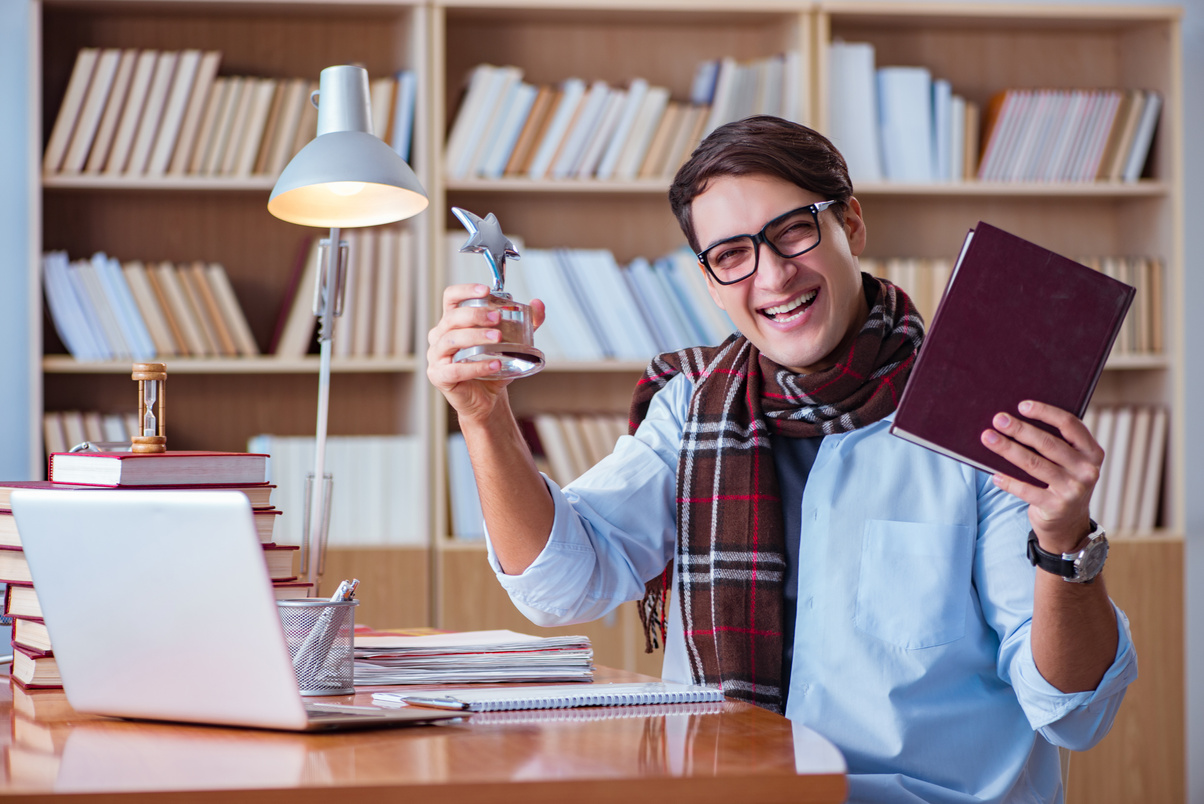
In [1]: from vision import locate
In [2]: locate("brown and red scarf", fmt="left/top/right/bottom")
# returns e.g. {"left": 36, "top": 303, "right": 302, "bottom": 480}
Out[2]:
{"left": 628, "top": 274, "right": 924, "bottom": 713}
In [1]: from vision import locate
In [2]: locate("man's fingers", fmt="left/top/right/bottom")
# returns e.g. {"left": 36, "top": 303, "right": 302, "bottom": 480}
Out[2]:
{"left": 442, "top": 283, "right": 492, "bottom": 312}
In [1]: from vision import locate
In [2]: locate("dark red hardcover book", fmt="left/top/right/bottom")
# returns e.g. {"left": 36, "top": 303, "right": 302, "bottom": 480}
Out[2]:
{"left": 891, "top": 221, "right": 1135, "bottom": 487}
{"left": 0, "top": 480, "right": 276, "bottom": 509}
{"left": 47, "top": 450, "right": 268, "bottom": 487}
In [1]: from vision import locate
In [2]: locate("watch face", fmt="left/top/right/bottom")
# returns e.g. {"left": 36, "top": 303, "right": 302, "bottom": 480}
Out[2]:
{"left": 1076, "top": 539, "right": 1109, "bottom": 580}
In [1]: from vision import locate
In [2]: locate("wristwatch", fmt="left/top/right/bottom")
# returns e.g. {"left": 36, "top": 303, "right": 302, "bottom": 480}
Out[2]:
{"left": 1027, "top": 520, "right": 1108, "bottom": 583}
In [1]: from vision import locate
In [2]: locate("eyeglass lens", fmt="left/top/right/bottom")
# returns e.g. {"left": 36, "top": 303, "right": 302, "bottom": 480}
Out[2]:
{"left": 702, "top": 206, "right": 823, "bottom": 284}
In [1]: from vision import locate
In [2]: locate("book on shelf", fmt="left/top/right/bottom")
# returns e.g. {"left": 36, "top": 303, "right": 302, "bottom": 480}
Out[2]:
{"left": 145, "top": 49, "right": 202, "bottom": 176}
{"left": 126, "top": 50, "right": 179, "bottom": 176}
{"left": 43, "top": 47, "right": 100, "bottom": 174}
{"left": 121, "top": 260, "right": 179, "bottom": 355}
{"left": 252, "top": 80, "right": 289, "bottom": 175}
{"left": 504, "top": 84, "right": 556, "bottom": 177}
{"left": 48, "top": 450, "right": 269, "bottom": 487}
{"left": 369, "top": 75, "right": 396, "bottom": 144}
{"left": 60, "top": 48, "right": 121, "bottom": 174}
{"left": 188, "top": 75, "right": 230, "bottom": 174}
{"left": 828, "top": 41, "right": 883, "bottom": 183}
{"left": 166, "top": 50, "right": 222, "bottom": 175}
{"left": 204, "top": 262, "right": 261, "bottom": 356}
{"left": 102, "top": 49, "right": 158, "bottom": 175}
{"left": 218, "top": 76, "right": 257, "bottom": 175}
{"left": 84, "top": 49, "right": 138, "bottom": 174}
{"left": 390, "top": 69, "right": 418, "bottom": 163}
{"left": 261, "top": 78, "right": 309, "bottom": 177}
{"left": 354, "top": 629, "right": 594, "bottom": 686}
{"left": 271, "top": 238, "right": 320, "bottom": 358}
{"left": 231, "top": 77, "right": 277, "bottom": 176}
{"left": 1082, "top": 404, "right": 1168, "bottom": 534}
{"left": 180, "top": 260, "right": 234, "bottom": 356}
{"left": 891, "top": 222, "right": 1135, "bottom": 487}
{"left": 527, "top": 78, "right": 586, "bottom": 179}
{"left": 247, "top": 433, "right": 423, "bottom": 547}
{"left": 447, "top": 432, "right": 485, "bottom": 540}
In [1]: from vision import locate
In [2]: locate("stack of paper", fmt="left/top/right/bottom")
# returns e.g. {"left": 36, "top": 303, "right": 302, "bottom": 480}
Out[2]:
{"left": 354, "top": 629, "right": 594, "bottom": 685}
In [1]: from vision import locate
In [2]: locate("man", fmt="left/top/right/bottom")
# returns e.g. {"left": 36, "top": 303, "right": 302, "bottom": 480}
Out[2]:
{"left": 427, "top": 116, "right": 1136, "bottom": 803}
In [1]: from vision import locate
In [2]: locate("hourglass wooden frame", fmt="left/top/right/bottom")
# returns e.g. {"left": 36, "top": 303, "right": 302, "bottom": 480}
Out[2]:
{"left": 131, "top": 362, "right": 167, "bottom": 454}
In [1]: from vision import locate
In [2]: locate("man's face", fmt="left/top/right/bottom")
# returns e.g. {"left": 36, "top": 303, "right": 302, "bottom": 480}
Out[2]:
{"left": 692, "top": 174, "right": 869, "bottom": 374}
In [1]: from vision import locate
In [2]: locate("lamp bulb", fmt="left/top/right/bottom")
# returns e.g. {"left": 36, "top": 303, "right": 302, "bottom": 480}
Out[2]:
{"left": 327, "top": 181, "right": 367, "bottom": 197}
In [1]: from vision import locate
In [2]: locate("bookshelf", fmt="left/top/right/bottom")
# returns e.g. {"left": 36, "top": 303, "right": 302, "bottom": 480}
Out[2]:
{"left": 27, "top": 2, "right": 1185, "bottom": 799}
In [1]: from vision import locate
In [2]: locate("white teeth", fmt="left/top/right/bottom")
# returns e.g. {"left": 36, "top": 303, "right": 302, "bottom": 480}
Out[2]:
{"left": 765, "top": 290, "right": 816, "bottom": 318}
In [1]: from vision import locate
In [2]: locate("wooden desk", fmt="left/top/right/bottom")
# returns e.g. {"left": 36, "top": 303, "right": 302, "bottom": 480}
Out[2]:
{"left": 0, "top": 668, "right": 846, "bottom": 803}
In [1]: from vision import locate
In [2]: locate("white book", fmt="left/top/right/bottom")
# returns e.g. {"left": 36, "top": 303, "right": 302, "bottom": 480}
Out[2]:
{"left": 1075, "top": 90, "right": 1122, "bottom": 181}
{"left": 443, "top": 64, "right": 501, "bottom": 179}
{"left": 1122, "top": 91, "right": 1162, "bottom": 182}
{"left": 650, "top": 255, "right": 708, "bottom": 346}
{"left": 519, "top": 248, "right": 604, "bottom": 362}
{"left": 579, "top": 250, "right": 658, "bottom": 361}
{"left": 1061, "top": 91, "right": 1107, "bottom": 182}
{"left": 758, "top": 54, "right": 785, "bottom": 118}
{"left": 103, "top": 49, "right": 158, "bottom": 175}
{"left": 61, "top": 49, "right": 121, "bottom": 174}
{"left": 372, "top": 227, "right": 399, "bottom": 357}
{"left": 42, "top": 412, "right": 68, "bottom": 456}
{"left": 1100, "top": 406, "right": 1133, "bottom": 530}
{"left": 72, "top": 258, "right": 130, "bottom": 359}
{"left": 204, "top": 263, "right": 260, "bottom": 356}
{"left": 167, "top": 50, "right": 222, "bottom": 175}
{"left": 351, "top": 228, "right": 377, "bottom": 356}
{"left": 728, "top": 60, "right": 758, "bottom": 123}
{"left": 152, "top": 261, "right": 210, "bottom": 356}
{"left": 1135, "top": 407, "right": 1168, "bottom": 532}
{"left": 95, "top": 253, "right": 155, "bottom": 359}
{"left": 573, "top": 88, "right": 627, "bottom": 179}
{"left": 42, "top": 251, "right": 103, "bottom": 360}
{"left": 1118, "top": 406, "right": 1152, "bottom": 533}
{"left": 554, "top": 250, "right": 613, "bottom": 358}
{"left": 618, "top": 258, "right": 671, "bottom": 354}
{"left": 392, "top": 229, "right": 416, "bottom": 357}
{"left": 612, "top": 86, "right": 670, "bottom": 182}
{"left": 498, "top": 245, "right": 563, "bottom": 362}
{"left": 1027, "top": 91, "right": 1071, "bottom": 182}
{"left": 390, "top": 70, "right": 418, "bottom": 162}
{"left": 263, "top": 78, "right": 310, "bottom": 176}
{"left": 659, "top": 104, "right": 705, "bottom": 179}
{"left": 666, "top": 246, "right": 736, "bottom": 344}
{"left": 1088, "top": 406, "right": 1116, "bottom": 522}
{"left": 931, "top": 78, "right": 952, "bottom": 182}
{"left": 478, "top": 81, "right": 538, "bottom": 179}
{"left": 84, "top": 49, "right": 138, "bottom": 174}
{"left": 701, "top": 57, "right": 738, "bottom": 138}
{"left": 948, "top": 95, "right": 966, "bottom": 183}
{"left": 625, "top": 256, "right": 685, "bottom": 351}
{"left": 527, "top": 77, "right": 586, "bottom": 179}
{"left": 532, "top": 413, "right": 577, "bottom": 486}
{"left": 188, "top": 76, "right": 231, "bottom": 175}
{"left": 125, "top": 51, "right": 179, "bottom": 175}
{"left": 691, "top": 58, "right": 721, "bottom": 105}
{"left": 782, "top": 49, "right": 803, "bottom": 123}
{"left": 551, "top": 79, "right": 610, "bottom": 180}
{"left": 219, "top": 75, "right": 259, "bottom": 175}
{"left": 146, "top": 49, "right": 202, "bottom": 176}
{"left": 1004, "top": 89, "right": 1052, "bottom": 182}
{"left": 447, "top": 432, "right": 485, "bottom": 540}
{"left": 369, "top": 75, "right": 395, "bottom": 141}
{"left": 123, "top": 260, "right": 180, "bottom": 356}
{"left": 101, "top": 413, "right": 128, "bottom": 443}
{"left": 989, "top": 90, "right": 1037, "bottom": 182}
{"left": 877, "top": 66, "right": 934, "bottom": 182}
{"left": 233, "top": 78, "right": 278, "bottom": 176}
{"left": 595, "top": 78, "right": 649, "bottom": 180}
{"left": 202, "top": 75, "right": 245, "bottom": 175}
{"left": 61, "top": 411, "right": 87, "bottom": 450}
{"left": 44, "top": 48, "right": 100, "bottom": 174}
{"left": 1037, "top": 90, "right": 1086, "bottom": 182}
{"left": 455, "top": 65, "right": 522, "bottom": 180}
{"left": 976, "top": 90, "right": 1021, "bottom": 181}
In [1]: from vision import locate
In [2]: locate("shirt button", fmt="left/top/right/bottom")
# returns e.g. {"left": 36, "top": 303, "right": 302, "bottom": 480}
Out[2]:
{"left": 802, "top": 597, "right": 813, "bottom": 610}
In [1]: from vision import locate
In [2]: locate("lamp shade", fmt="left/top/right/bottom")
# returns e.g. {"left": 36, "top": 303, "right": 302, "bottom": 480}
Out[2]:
{"left": 268, "top": 65, "right": 428, "bottom": 228}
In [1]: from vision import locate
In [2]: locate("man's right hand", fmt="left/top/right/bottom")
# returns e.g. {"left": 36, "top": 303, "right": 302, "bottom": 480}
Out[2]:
{"left": 426, "top": 283, "right": 546, "bottom": 424}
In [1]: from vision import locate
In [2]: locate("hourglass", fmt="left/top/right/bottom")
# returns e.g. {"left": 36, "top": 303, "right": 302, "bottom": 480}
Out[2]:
{"left": 131, "top": 362, "right": 167, "bottom": 453}
{"left": 451, "top": 207, "right": 545, "bottom": 379}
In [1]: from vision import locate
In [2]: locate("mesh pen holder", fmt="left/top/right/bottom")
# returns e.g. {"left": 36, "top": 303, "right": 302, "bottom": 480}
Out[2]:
{"left": 278, "top": 598, "right": 359, "bottom": 696}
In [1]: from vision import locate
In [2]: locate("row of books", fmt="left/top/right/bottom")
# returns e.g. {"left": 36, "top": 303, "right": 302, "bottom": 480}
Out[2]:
{"left": 861, "top": 254, "right": 1165, "bottom": 357}
{"left": 828, "top": 41, "right": 981, "bottom": 184}
{"left": 247, "top": 434, "right": 425, "bottom": 547}
{"left": 43, "top": 251, "right": 258, "bottom": 362}
{"left": 444, "top": 51, "right": 800, "bottom": 182}
{"left": 1086, "top": 405, "right": 1168, "bottom": 534}
{"left": 448, "top": 413, "right": 628, "bottom": 540}
{"left": 1, "top": 452, "right": 304, "bottom": 690}
{"left": 977, "top": 88, "right": 1161, "bottom": 183}
{"left": 272, "top": 227, "right": 417, "bottom": 359}
{"left": 448, "top": 235, "right": 735, "bottom": 364}
{"left": 44, "top": 47, "right": 416, "bottom": 178}
{"left": 354, "top": 630, "right": 594, "bottom": 685}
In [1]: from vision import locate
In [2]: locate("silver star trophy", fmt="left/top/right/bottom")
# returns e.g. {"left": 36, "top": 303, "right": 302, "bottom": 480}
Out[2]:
{"left": 451, "top": 207, "right": 545, "bottom": 378}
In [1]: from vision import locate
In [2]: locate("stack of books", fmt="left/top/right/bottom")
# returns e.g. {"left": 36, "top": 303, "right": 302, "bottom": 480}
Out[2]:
{"left": 444, "top": 51, "right": 800, "bottom": 182}
{"left": 43, "top": 251, "right": 259, "bottom": 362}
{"left": 43, "top": 47, "right": 416, "bottom": 179}
{"left": 0, "top": 450, "right": 304, "bottom": 690}
{"left": 1086, "top": 404, "right": 1169, "bottom": 534}
{"left": 353, "top": 629, "right": 594, "bottom": 685}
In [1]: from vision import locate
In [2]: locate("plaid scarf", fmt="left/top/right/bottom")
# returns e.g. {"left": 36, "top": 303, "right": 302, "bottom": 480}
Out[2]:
{"left": 628, "top": 274, "right": 924, "bottom": 713}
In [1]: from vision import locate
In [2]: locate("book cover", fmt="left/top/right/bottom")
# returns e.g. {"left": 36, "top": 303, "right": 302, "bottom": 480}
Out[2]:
{"left": 152, "top": 261, "right": 211, "bottom": 356}
{"left": 167, "top": 50, "right": 222, "bottom": 176}
{"left": 233, "top": 78, "right": 278, "bottom": 176}
{"left": 0, "top": 480, "right": 276, "bottom": 510}
{"left": 103, "top": 49, "right": 158, "bottom": 175}
{"left": 146, "top": 48, "right": 202, "bottom": 176}
{"left": 185, "top": 261, "right": 238, "bottom": 356}
{"left": 202, "top": 75, "right": 245, "bottom": 175}
{"left": 125, "top": 50, "right": 179, "bottom": 175}
{"left": 219, "top": 76, "right": 258, "bottom": 175}
{"left": 93, "top": 253, "right": 156, "bottom": 360}
{"left": 83, "top": 49, "right": 138, "bottom": 174}
{"left": 122, "top": 260, "right": 180, "bottom": 355}
{"left": 252, "top": 79, "right": 288, "bottom": 175}
{"left": 187, "top": 76, "right": 231, "bottom": 174}
{"left": 48, "top": 451, "right": 270, "bottom": 487}
{"left": 204, "top": 263, "right": 260, "bottom": 356}
{"left": 143, "top": 261, "right": 192, "bottom": 355}
{"left": 527, "top": 77, "right": 586, "bottom": 179}
{"left": 612, "top": 85, "right": 670, "bottom": 181}
{"left": 263, "top": 78, "right": 309, "bottom": 177}
{"left": 891, "top": 222, "right": 1135, "bottom": 486}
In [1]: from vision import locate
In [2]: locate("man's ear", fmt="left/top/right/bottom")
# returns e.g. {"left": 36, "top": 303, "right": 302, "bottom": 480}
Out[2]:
{"left": 843, "top": 196, "right": 868, "bottom": 257}
{"left": 702, "top": 263, "right": 727, "bottom": 311}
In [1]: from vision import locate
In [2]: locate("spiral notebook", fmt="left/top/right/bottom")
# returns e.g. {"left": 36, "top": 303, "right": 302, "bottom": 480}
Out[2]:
{"left": 372, "top": 682, "right": 724, "bottom": 712}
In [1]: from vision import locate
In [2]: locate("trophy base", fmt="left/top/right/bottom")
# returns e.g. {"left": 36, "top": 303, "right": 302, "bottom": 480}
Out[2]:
{"left": 454, "top": 344, "right": 545, "bottom": 379}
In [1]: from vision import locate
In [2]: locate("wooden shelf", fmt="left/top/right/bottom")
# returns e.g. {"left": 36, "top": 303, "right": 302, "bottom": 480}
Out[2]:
{"left": 42, "top": 175, "right": 278, "bottom": 192}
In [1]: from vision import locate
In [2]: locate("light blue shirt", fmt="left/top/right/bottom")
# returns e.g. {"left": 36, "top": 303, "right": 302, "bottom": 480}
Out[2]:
{"left": 487, "top": 373, "right": 1136, "bottom": 803}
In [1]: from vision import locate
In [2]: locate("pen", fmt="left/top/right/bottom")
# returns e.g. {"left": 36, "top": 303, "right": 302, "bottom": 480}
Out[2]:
{"left": 396, "top": 696, "right": 469, "bottom": 711}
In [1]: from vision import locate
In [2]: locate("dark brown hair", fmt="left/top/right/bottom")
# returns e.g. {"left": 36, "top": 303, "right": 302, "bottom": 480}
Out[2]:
{"left": 669, "top": 116, "right": 854, "bottom": 252}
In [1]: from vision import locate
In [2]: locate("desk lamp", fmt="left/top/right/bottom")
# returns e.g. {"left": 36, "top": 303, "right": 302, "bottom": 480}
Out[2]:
{"left": 268, "top": 64, "right": 428, "bottom": 589}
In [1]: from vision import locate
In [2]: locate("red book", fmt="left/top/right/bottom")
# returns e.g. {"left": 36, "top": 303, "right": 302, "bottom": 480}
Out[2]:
{"left": 48, "top": 450, "right": 268, "bottom": 487}
{"left": 1, "top": 503, "right": 278, "bottom": 548}
{"left": 891, "top": 221, "right": 1134, "bottom": 486}
{"left": 0, "top": 480, "right": 276, "bottom": 509}
{"left": 11, "top": 644, "right": 62, "bottom": 690}
{"left": 0, "top": 545, "right": 32, "bottom": 584}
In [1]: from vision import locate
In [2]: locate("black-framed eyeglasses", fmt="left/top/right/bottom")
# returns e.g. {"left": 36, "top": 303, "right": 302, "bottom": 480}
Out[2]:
{"left": 696, "top": 200, "right": 839, "bottom": 285}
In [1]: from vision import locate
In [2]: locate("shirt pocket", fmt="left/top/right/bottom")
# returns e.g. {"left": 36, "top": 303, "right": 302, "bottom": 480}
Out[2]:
{"left": 853, "top": 519, "right": 974, "bottom": 650}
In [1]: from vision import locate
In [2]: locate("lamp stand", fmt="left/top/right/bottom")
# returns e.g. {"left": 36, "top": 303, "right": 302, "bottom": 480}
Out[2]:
{"left": 302, "top": 227, "right": 346, "bottom": 590}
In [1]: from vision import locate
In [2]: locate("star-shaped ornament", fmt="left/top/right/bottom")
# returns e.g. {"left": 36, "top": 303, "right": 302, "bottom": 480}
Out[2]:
{"left": 451, "top": 207, "right": 519, "bottom": 293}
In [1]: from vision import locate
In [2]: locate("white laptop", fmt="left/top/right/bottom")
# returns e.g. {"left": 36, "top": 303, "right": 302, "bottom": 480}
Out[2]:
{"left": 10, "top": 488, "right": 461, "bottom": 732}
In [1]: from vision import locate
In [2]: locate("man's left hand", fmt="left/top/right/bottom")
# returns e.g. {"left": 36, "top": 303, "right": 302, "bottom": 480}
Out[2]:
{"left": 981, "top": 400, "right": 1104, "bottom": 554}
